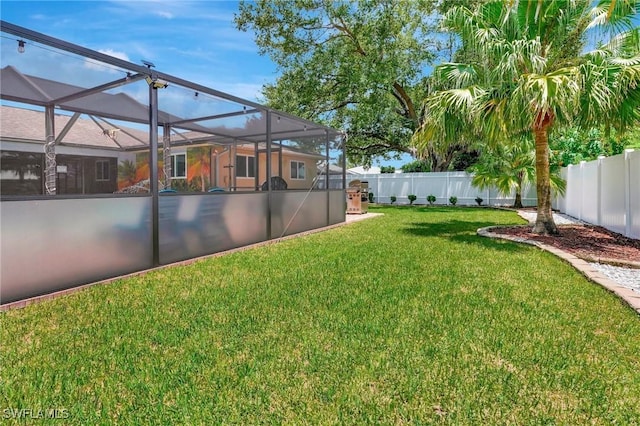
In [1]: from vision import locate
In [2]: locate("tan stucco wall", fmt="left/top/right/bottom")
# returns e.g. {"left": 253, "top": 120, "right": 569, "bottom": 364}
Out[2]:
{"left": 212, "top": 145, "right": 319, "bottom": 190}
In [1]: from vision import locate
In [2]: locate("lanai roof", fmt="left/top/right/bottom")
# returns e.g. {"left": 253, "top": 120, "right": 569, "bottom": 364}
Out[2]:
{"left": 0, "top": 65, "right": 337, "bottom": 147}
{"left": 0, "top": 105, "right": 328, "bottom": 162}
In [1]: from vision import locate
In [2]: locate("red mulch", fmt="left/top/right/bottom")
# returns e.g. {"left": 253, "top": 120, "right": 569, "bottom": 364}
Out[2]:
{"left": 493, "top": 224, "right": 640, "bottom": 264}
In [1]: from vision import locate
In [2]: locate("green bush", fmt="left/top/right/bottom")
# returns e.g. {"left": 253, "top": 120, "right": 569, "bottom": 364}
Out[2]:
{"left": 449, "top": 196, "right": 458, "bottom": 206}
{"left": 427, "top": 195, "right": 436, "bottom": 205}
{"left": 368, "top": 192, "right": 375, "bottom": 203}
{"left": 390, "top": 195, "right": 397, "bottom": 204}
{"left": 408, "top": 194, "right": 417, "bottom": 205}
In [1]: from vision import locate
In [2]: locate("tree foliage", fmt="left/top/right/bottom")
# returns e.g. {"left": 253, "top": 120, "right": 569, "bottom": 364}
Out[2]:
{"left": 469, "top": 138, "right": 565, "bottom": 208}
{"left": 551, "top": 127, "right": 627, "bottom": 166}
{"left": 414, "top": 0, "right": 640, "bottom": 234}
{"left": 400, "top": 159, "right": 431, "bottom": 173}
{"left": 235, "top": 0, "right": 483, "bottom": 170}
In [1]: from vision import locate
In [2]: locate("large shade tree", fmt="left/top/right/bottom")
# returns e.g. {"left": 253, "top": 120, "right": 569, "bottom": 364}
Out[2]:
{"left": 235, "top": 0, "right": 482, "bottom": 170}
{"left": 413, "top": 0, "right": 640, "bottom": 234}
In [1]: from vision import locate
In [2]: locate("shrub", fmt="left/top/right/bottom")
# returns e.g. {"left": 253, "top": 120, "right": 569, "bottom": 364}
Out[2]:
{"left": 475, "top": 196, "right": 483, "bottom": 206}
{"left": 408, "top": 194, "right": 417, "bottom": 205}
{"left": 368, "top": 192, "right": 375, "bottom": 203}
{"left": 390, "top": 195, "right": 397, "bottom": 204}
{"left": 427, "top": 195, "right": 436, "bottom": 205}
{"left": 449, "top": 196, "right": 458, "bottom": 206}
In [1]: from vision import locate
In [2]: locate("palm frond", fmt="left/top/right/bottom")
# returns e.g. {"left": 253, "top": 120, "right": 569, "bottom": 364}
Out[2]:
{"left": 412, "top": 86, "right": 486, "bottom": 156}
{"left": 434, "top": 63, "right": 479, "bottom": 88}
{"left": 583, "top": 47, "right": 615, "bottom": 62}
{"left": 598, "top": 27, "right": 640, "bottom": 56}
{"left": 588, "top": 0, "right": 640, "bottom": 35}
{"left": 515, "top": 67, "right": 581, "bottom": 127}
{"left": 610, "top": 54, "right": 640, "bottom": 66}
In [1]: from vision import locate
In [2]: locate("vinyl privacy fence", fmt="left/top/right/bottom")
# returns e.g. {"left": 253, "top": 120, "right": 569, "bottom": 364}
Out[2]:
{"left": 325, "top": 150, "right": 638, "bottom": 238}
{"left": 553, "top": 149, "right": 640, "bottom": 239}
{"left": 327, "top": 172, "right": 538, "bottom": 206}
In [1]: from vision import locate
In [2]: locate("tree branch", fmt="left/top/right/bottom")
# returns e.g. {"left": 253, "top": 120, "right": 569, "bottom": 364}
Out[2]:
{"left": 331, "top": 17, "right": 368, "bottom": 57}
{"left": 347, "top": 130, "right": 411, "bottom": 154}
{"left": 392, "top": 83, "right": 417, "bottom": 121}
{"left": 311, "top": 100, "right": 359, "bottom": 116}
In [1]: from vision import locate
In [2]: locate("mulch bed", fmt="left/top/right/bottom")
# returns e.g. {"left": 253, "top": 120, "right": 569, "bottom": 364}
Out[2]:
{"left": 493, "top": 224, "right": 640, "bottom": 265}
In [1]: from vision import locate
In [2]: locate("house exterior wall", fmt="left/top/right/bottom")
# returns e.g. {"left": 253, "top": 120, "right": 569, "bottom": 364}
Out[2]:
{"left": 2, "top": 137, "right": 324, "bottom": 195}
{"left": 281, "top": 152, "right": 319, "bottom": 190}
{"left": 0, "top": 148, "right": 120, "bottom": 195}
{"left": 213, "top": 145, "right": 320, "bottom": 191}
{"left": 213, "top": 147, "right": 254, "bottom": 190}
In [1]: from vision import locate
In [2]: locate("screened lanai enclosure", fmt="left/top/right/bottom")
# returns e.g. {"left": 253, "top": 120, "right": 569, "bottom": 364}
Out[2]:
{"left": 0, "top": 22, "right": 346, "bottom": 305}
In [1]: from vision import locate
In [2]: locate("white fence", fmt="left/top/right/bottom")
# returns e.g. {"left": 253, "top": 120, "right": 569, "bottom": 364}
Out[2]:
{"left": 553, "top": 149, "right": 640, "bottom": 239}
{"left": 330, "top": 172, "right": 538, "bottom": 206}
{"left": 328, "top": 150, "right": 638, "bottom": 239}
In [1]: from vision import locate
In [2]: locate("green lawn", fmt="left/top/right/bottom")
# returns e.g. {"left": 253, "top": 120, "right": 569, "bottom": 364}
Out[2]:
{"left": 1, "top": 206, "right": 639, "bottom": 425}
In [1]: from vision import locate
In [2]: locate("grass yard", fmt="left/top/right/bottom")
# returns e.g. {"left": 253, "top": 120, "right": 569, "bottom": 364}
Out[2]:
{"left": 1, "top": 206, "right": 639, "bottom": 424}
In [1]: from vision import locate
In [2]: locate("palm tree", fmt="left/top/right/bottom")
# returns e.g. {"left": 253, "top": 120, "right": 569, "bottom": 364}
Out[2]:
{"left": 468, "top": 137, "right": 565, "bottom": 208}
{"left": 117, "top": 159, "right": 137, "bottom": 190}
{"left": 414, "top": 0, "right": 640, "bottom": 234}
{"left": 187, "top": 146, "right": 211, "bottom": 192}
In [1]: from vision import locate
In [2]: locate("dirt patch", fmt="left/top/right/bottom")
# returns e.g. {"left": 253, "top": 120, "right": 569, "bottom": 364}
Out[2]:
{"left": 493, "top": 224, "right": 640, "bottom": 266}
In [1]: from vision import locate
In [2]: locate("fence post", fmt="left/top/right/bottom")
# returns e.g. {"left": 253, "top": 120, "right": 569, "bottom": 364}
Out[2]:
{"left": 579, "top": 161, "right": 586, "bottom": 221}
{"left": 446, "top": 172, "right": 450, "bottom": 205}
{"left": 569, "top": 164, "right": 575, "bottom": 217}
{"left": 625, "top": 149, "right": 633, "bottom": 237}
{"left": 410, "top": 174, "right": 414, "bottom": 203}
{"left": 597, "top": 155, "right": 604, "bottom": 226}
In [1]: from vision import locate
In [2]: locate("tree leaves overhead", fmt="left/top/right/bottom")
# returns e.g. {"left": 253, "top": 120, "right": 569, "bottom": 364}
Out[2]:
{"left": 414, "top": 0, "right": 639, "bottom": 234}
{"left": 235, "top": 0, "right": 452, "bottom": 167}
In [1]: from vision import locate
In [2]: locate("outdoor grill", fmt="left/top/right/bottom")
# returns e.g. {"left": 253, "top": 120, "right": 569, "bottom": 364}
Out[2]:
{"left": 346, "top": 180, "right": 368, "bottom": 214}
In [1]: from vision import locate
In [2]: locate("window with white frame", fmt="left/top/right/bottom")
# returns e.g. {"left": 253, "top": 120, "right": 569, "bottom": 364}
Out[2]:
{"left": 170, "top": 153, "right": 186, "bottom": 179}
{"left": 235, "top": 155, "right": 255, "bottom": 178}
{"left": 95, "top": 159, "right": 110, "bottom": 181}
{"left": 290, "top": 160, "right": 305, "bottom": 180}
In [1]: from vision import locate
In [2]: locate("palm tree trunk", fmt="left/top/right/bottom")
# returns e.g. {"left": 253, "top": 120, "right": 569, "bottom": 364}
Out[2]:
{"left": 532, "top": 124, "right": 558, "bottom": 235}
{"left": 514, "top": 172, "right": 524, "bottom": 208}
{"left": 514, "top": 192, "right": 523, "bottom": 209}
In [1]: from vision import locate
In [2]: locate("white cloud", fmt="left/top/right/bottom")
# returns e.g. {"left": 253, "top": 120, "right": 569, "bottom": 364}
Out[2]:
{"left": 98, "top": 49, "right": 131, "bottom": 62}
{"left": 154, "top": 11, "right": 174, "bottom": 19}
{"left": 84, "top": 49, "right": 131, "bottom": 72}
{"left": 212, "top": 82, "right": 266, "bottom": 103}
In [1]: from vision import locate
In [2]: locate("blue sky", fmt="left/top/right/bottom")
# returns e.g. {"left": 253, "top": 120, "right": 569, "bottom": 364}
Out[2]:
{"left": 1, "top": 0, "right": 411, "bottom": 169}
{"left": 2, "top": 2, "right": 639, "bottom": 170}
{"left": 1, "top": 0, "right": 278, "bottom": 102}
